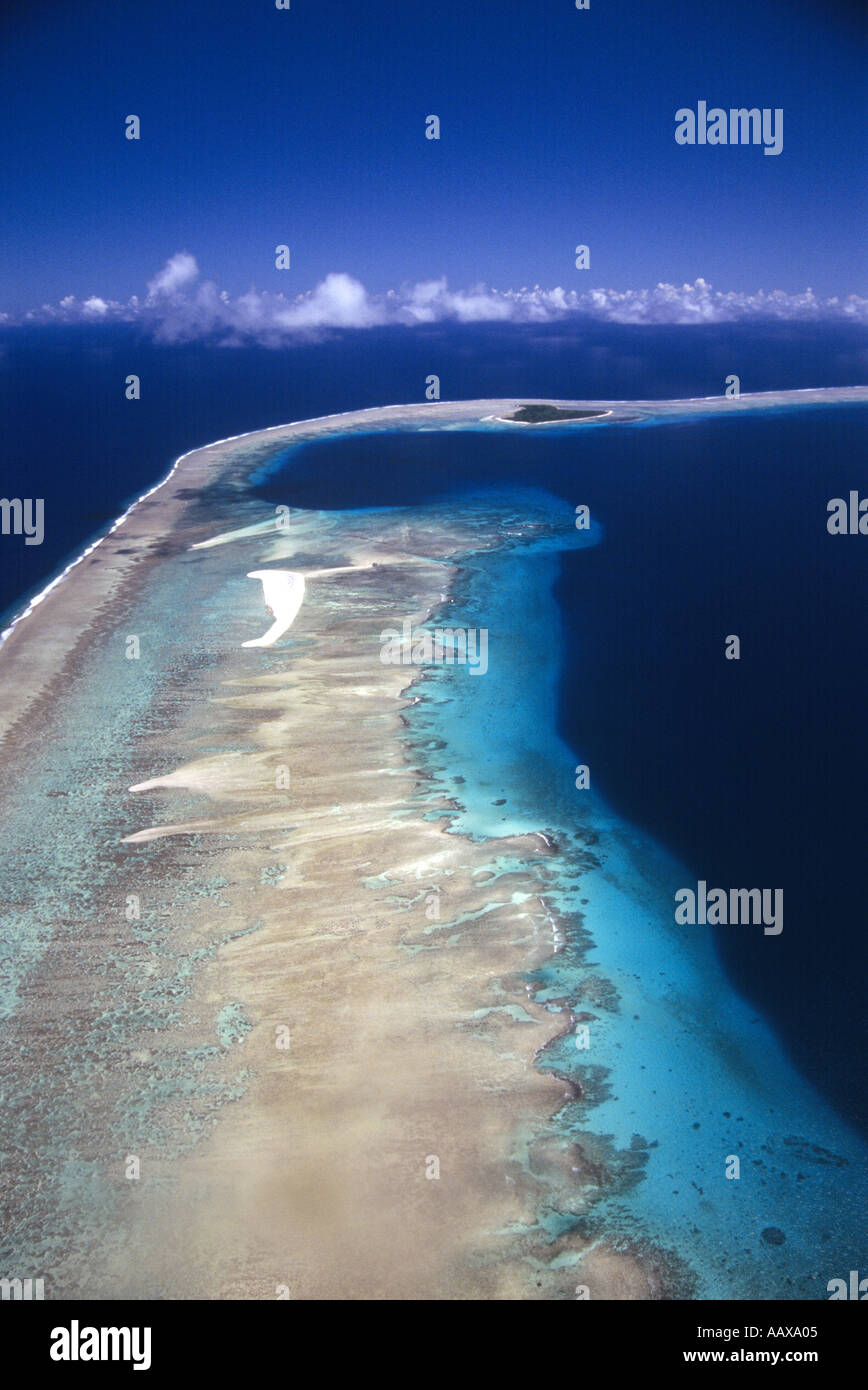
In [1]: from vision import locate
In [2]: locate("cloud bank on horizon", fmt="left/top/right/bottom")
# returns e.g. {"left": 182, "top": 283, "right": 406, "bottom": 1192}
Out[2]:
{"left": 7, "top": 253, "right": 867, "bottom": 343}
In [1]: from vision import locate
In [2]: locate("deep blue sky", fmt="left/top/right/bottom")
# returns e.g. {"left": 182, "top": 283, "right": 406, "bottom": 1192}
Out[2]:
{"left": 0, "top": 0, "right": 865, "bottom": 311}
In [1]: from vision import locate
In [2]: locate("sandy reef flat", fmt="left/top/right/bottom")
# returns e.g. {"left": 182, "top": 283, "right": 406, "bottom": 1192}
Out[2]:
{"left": 0, "top": 389, "right": 864, "bottom": 1300}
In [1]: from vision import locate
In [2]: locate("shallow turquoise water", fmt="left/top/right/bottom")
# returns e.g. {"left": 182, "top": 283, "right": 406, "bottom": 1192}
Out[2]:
{"left": 400, "top": 484, "right": 868, "bottom": 1299}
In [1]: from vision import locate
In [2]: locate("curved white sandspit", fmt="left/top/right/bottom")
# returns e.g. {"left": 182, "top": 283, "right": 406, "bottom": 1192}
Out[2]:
{"left": 243, "top": 569, "right": 306, "bottom": 647}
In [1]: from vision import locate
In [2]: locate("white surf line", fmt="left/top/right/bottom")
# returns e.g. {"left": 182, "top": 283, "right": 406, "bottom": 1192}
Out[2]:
{"left": 0, "top": 454, "right": 183, "bottom": 648}
{"left": 3, "top": 388, "right": 863, "bottom": 650}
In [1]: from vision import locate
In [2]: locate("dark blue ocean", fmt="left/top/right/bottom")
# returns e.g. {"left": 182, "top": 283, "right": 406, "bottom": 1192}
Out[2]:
{"left": 1, "top": 320, "right": 866, "bottom": 1137}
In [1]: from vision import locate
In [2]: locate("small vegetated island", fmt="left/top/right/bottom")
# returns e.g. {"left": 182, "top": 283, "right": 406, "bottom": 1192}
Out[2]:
{"left": 506, "top": 403, "right": 607, "bottom": 423}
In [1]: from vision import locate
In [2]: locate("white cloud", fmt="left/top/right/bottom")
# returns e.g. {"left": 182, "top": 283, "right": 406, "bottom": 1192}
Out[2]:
{"left": 13, "top": 253, "right": 868, "bottom": 342}
{"left": 82, "top": 296, "right": 110, "bottom": 317}
{"left": 146, "top": 251, "right": 200, "bottom": 299}
{"left": 275, "top": 272, "right": 385, "bottom": 330}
